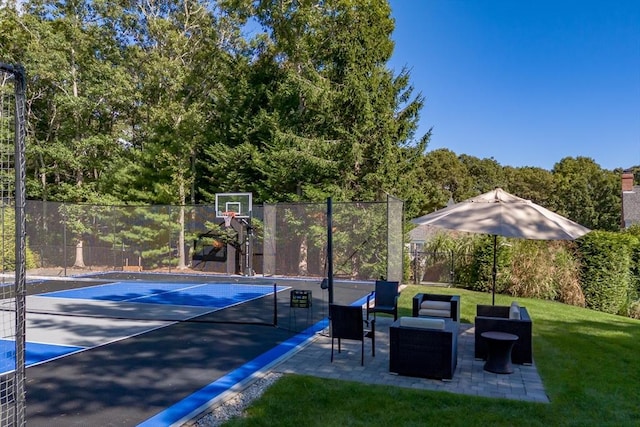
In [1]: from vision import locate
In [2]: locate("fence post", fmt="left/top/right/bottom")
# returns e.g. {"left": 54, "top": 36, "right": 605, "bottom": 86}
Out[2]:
{"left": 63, "top": 203, "right": 67, "bottom": 277}
{"left": 327, "top": 197, "right": 333, "bottom": 304}
{"left": 413, "top": 248, "right": 419, "bottom": 284}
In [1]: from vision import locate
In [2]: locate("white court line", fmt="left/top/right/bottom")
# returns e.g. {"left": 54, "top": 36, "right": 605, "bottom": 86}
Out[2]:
{"left": 119, "top": 282, "right": 284, "bottom": 303}
{"left": 120, "top": 282, "right": 214, "bottom": 303}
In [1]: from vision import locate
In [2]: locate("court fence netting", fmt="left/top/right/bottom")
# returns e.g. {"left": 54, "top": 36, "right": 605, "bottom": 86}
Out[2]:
{"left": 16, "top": 192, "right": 403, "bottom": 337}
{"left": 23, "top": 196, "right": 404, "bottom": 283}
{"left": 1, "top": 63, "right": 27, "bottom": 427}
{"left": 5, "top": 196, "right": 402, "bottom": 337}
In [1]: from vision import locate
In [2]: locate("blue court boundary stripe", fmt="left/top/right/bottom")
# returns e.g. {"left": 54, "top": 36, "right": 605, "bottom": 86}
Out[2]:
{"left": 138, "top": 296, "right": 369, "bottom": 427}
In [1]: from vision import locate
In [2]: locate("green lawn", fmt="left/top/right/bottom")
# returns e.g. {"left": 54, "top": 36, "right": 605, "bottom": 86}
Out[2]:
{"left": 224, "top": 285, "right": 640, "bottom": 427}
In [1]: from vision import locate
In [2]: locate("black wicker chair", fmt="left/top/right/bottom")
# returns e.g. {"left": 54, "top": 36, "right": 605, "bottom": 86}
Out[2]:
{"left": 366, "top": 280, "right": 400, "bottom": 323}
{"left": 389, "top": 317, "right": 459, "bottom": 380}
{"left": 474, "top": 304, "right": 533, "bottom": 364}
{"left": 329, "top": 304, "right": 375, "bottom": 366}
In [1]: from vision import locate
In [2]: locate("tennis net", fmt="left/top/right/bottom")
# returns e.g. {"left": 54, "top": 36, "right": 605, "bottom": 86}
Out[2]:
{"left": 1, "top": 273, "right": 286, "bottom": 327}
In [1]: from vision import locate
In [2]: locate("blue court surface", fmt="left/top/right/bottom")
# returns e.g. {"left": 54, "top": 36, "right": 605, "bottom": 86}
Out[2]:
{"left": 3, "top": 281, "right": 288, "bottom": 376}
{"left": 41, "top": 281, "right": 285, "bottom": 308}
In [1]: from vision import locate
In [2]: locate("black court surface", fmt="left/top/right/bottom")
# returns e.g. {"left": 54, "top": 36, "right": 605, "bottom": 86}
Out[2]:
{"left": 12, "top": 272, "right": 372, "bottom": 426}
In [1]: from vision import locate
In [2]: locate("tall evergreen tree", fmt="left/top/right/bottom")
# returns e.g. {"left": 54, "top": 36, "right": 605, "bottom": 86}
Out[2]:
{"left": 201, "top": 0, "right": 428, "bottom": 204}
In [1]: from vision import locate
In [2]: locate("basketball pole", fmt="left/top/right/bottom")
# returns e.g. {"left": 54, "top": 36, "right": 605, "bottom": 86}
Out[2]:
{"left": 243, "top": 212, "right": 254, "bottom": 276}
{"left": 327, "top": 197, "right": 334, "bottom": 304}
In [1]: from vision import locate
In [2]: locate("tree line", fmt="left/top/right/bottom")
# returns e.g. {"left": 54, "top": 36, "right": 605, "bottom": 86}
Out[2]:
{"left": 1, "top": 0, "right": 638, "bottom": 232}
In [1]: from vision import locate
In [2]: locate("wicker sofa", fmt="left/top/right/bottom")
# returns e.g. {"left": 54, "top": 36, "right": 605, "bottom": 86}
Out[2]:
{"left": 474, "top": 303, "right": 533, "bottom": 365}
{"left": 412, "top": 293, "right": 460, "bottom": 321}
{"left": 389, "top": 317, "right": 459, "bottom": 380}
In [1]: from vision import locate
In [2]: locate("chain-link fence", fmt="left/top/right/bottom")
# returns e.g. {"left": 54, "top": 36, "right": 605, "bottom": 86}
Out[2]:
{"left": 410, "top": 250, "right": 473, "bottom": 285}
{"left": 25, "top": 196, "right": 403, "bottom": 282}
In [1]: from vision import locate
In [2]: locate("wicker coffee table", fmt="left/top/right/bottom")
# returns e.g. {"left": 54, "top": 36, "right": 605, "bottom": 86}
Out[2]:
{"left": 481, "top": 331, "right": 519, "bottom": 374}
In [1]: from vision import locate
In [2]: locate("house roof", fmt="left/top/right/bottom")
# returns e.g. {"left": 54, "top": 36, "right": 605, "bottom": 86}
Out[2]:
{"left": 622, "top": 185, "right": 640, "bottom": 228}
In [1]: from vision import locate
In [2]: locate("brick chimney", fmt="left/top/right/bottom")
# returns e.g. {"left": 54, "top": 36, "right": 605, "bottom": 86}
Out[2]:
{"left": 622, "top": 173, "right": 634, "bottom": 192}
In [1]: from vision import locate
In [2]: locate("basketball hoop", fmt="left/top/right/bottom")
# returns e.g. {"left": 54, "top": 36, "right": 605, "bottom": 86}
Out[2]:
{"left": 222, "top": 211, "right": 236, "bottom": 227}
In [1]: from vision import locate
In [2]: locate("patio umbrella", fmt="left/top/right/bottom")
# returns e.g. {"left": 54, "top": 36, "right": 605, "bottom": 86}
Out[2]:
{"left": 411, "top": 188, "right": 590, "bottom": 304}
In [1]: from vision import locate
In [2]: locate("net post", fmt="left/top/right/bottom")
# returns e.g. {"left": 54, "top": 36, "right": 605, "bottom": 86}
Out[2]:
{"left": 0, "top": 62, "right": 27, "bottom": 427}
{"left": 273, "top": 283, "right": 278, "bottom": 327}
{"left": 13, "top": 63, "right": 27, "bottom": 427}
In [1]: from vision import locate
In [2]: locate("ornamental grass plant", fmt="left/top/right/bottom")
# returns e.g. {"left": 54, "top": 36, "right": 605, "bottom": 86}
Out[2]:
{"left": 224, "top": 286, "right": 640, "bottom": 427}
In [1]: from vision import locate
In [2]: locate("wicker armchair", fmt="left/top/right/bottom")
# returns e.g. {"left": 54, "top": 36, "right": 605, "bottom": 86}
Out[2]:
{"left": 389, "top": 317, "right": 458, "bottom": 380}
{"left": 412, "top": 293, "right": 460, "bottom": 321}
{"left": 474, "top": 304, "right": 532, "bottom": 364}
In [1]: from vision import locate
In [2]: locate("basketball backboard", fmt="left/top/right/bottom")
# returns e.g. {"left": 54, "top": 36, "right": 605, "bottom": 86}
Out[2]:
{"left": 215, "top": 192, "right": 252, "bottom": 218}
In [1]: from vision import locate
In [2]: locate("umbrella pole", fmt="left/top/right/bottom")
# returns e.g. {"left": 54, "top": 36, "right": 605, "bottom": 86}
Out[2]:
{"left": 492, "top": 235, "right": 497, "bottom": 306}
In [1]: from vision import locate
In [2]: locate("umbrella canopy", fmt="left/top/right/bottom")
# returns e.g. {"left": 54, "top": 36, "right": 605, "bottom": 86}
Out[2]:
{"left": 411, "top": 188, "right": 591, "bottom": 303}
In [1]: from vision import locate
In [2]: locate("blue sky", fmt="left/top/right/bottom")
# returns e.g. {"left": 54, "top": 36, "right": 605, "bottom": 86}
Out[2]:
{"left": 388, "top": 0, "right": 640, "bottom": 171}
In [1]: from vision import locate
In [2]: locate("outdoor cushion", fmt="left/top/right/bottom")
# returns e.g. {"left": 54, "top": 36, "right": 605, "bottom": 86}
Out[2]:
{"left": 399, "top": 316, "right": 445, "bottom": 330}
{"left": 420, "top": 300, "right": 451, "bottom": 311}
{"left": 412, "top": 294, "right": 460, "bottom": 321}
{"left": 509, "top": 305, "right": 521, "bottom": 320}
{"left": 418, "top": 308, "right": 452, "bottom": 318}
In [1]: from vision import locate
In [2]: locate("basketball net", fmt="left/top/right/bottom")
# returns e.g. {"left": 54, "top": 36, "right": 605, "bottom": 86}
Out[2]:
{"left": 222, "top": 211, "right": 236, "bottom": 227}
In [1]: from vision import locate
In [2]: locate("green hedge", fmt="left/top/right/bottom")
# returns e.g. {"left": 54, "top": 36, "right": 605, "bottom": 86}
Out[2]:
{"left": 577, "top": 231, "right": 635, "bottom": 315}
{"left": 1, "top": 207, "right": 37, "bottom": 270}
{"left": 632, "top": 245, "right": 640, "bottom": 299}
{"left": 622, "top": 225, "right": 640, "bottom": 300}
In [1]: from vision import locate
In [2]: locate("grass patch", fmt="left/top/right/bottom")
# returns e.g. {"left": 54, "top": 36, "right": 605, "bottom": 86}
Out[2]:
{"left": 224, "top": 285, "right": 640, "bottom": 427}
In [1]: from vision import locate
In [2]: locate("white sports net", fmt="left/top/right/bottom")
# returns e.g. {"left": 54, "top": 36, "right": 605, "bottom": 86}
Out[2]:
{"left": 222, "top": 211, "right": 236, "bottom": 227}
{"left": 1, "top": 63, "right": 27, "bottom": 427}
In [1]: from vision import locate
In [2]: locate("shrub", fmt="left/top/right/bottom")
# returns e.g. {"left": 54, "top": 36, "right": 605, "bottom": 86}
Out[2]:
{"left": 622, "top": 225, "right": 640, "bottom": 300}
{"left": 403, "top": 249, "right": 412, "bottom": 282}
{"left": 630, "top": 300, "right": 640, "bottom": 320}
{"left": 551, "top": 242, "right": 585, "bottom": 306}
{"left": 504, "top": 240, "right": 584, "bottom": 305}
{"left": 577, "top": 231, "right": 634, "bottom": 315}
{"left": 1, "top": 206, "right": 37, "bottom": 270}
{"left": 464, "top": 235, "right": 511, "bottom": 294}
{"left": 506, "top": 240, "right": 556, "bottom": 300}
{"left": 419, "top": 227, "right": 640, "bottom": 318}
